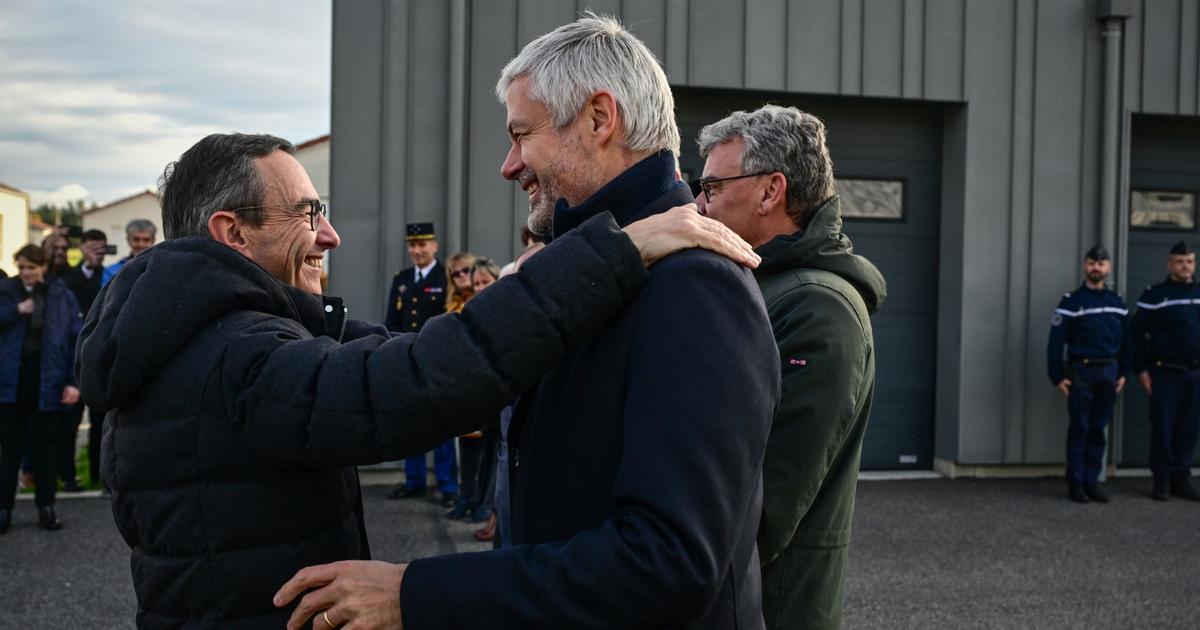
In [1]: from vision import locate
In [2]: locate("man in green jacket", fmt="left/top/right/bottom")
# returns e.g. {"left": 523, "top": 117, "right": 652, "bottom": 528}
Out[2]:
{"left": 693, "top": 104, "right": 886, "bottom": 630}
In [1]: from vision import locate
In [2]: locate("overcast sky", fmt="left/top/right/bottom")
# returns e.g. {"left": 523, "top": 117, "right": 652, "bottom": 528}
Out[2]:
{"left": 0, "top": 1, "right": 330, "bottom": 208}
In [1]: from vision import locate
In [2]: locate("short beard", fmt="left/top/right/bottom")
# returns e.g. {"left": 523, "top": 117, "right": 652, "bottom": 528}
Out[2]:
{"left": 1087, "top": 272, "right": 1107, "bottom": 284}
{"left": 524, "top": 130, "right": 598, "bottom": 239}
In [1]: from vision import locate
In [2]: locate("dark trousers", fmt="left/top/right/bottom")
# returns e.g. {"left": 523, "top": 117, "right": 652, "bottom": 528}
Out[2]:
{"left": 474, "top": 423, "right": 499, "bottom": 512}
{"left": 1148, "top": 366, "right": 1200, "bottom": 479}
{"left": 88, "top": 407, "right": 104, "bottom": 485}
{"left": 58, "top": 402, "right": 83, "bottom": 484}
{"left": 0, "top": 400, "right": 58, "bottom": 509}
{"left": 404, "top": 441, "right": 458, "bottom": 493}
{"left": 458, "top": 435, "right": 486, "bottom": 502}
{"left": 1065, "top": 362, "right": 1117, "bottom": 485}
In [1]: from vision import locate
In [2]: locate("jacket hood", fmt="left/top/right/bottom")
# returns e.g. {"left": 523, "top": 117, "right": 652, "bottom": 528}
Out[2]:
{"left": 754, "top": 196, "right": 887, "bottom": 314}
{"left": 77, "top": 236, "right": 332, "bottom": 410}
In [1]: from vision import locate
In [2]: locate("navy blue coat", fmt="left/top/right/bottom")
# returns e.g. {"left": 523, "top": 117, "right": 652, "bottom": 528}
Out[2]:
{"left": 1046, "top": 283, "right": 1131, "bottom": 384}
{"left": 0, "top": 276, "right": 83, "bottom": 411}
{"left": 1131, "top": 277, "right": 1200, "bottom": 373}
{"left": 401, "top": 151, "right": 781, "bottom": 629}
{"left": 384, "top": 260, "right": 447, "bottom": 332}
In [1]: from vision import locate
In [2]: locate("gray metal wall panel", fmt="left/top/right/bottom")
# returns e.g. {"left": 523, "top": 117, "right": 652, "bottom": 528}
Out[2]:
{"left": 1142, "top": 0, "right": 1182, "bottom": 114}
{"left": 579, "top": 0, "right": 621, "bottom": 17}
{"left": 329, "top": 0, "right": 386, "bottom": 315}
{"left": 466, "top": 0, "right": 518, "bottom": 262}
{"left": 902, "top": 0, "right": 925, "bottom": 98}
{"left": 665, "top": 0, "right": 690, "bottom": 82}
{"left": 1179, "top": 0, "right": 1199, "bottom": 114}
{"left": 863, "top": 0, "right": 903, "bottom": 97}
{"left": 1022, "top": 0, "right": 1090, "bottom": 464}
{"left": 923, "top": 0, "right": 964, "bottom": 101}
{"left": 1124, "top": 0, "right": 1145, "bottom": 112}
{"left": 935, "top": 105, "right": 967, "bottom": 462}
{"left": 1006, "top": 0, "right": 1036, "bottom": 464}
{"left": 840, "top": 0, "right": 864, "bottom": 94}
{"left": 381, "top": 1, "right": 412, "bottom": 287}
{"left": 745, "top": 0, "right": 788, "bottom": 91}
{"left": 955, "top": 0, "right": 1015, "bottom": 463}
{"left": 622, "top": 1, "right": 668, "bottom": 64}
{"left": 688, "top": 0, "right": 744, "bottom": 88}
{"left": 786, "top": 0, "right": 841, "bottom": 94}
{"left": 406, "top": 1, "right": 451, "bottom": 245}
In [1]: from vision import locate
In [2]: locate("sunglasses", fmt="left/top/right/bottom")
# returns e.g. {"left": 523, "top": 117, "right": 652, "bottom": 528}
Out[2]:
{"left": 451, "top": 268, "right": 472, "bottom": 277}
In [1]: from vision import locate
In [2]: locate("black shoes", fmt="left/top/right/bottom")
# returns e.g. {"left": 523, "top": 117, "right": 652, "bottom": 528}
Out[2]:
{"left": 62, "top": 478, "right": 85, "bottom": 493}
{"left": 446, "top": 496, "right": 471, "bottom": 519}
{"left": 388, "top": 485, "right": 425, "bottom": 500}
{"left": 1068, "top": 482, "right": 1089, "bottom": 503}
{"left": 1152, "top": 477, "right": 1170, "bottom": 501}
{"left": 1083, "top": 484, "right": 1109, "bottom": 503}
{"left": 1170, "top": 476, "right": 1200, "bottom": 501}
{"left": 440, "top": 492, "right": 459, "bottom": 509}
{"left": 37, "top": 506, "right": 62, "bottom": 531}
{"left": 0, "top": 509, "right": 10, "bottom": 534}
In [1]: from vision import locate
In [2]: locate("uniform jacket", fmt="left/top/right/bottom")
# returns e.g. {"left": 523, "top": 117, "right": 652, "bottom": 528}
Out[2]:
{"left": 1131, "top": 277, "right": 1200, "bottom": 373}
{"left": 401, "top": 150, "right": 781, "bottom": 629}
{"left": 752, "top": 197, "right": 885, "bottom": 630}
{"left": 75, "top": 219, "right": 648, "bottom": 630}
{"left": 384, "top": 260, "right": 446, "bottom": 332}
{"left": 1046, "top": 284, "right": 1130, "bottom": 384}
{"left": 0, "top": 276, "right": 83, "bottom": 411}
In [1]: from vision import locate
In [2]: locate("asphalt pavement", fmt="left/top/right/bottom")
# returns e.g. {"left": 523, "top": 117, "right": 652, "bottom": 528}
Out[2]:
{"left": 1, "top": 477, "right": 1196, "bottom": 629}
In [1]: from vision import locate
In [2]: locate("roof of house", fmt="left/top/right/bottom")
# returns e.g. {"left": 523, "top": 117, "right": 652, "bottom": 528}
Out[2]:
{"left": 83, "top": 189, "right": 157, "bottom": 216}
{"left": 29, "top": 216, "right": 53, "bottom": 230}
{"left": 0, "top": 182, "right": 29, "bottom": 198}
{"left": 295, "top": 134, "right": 330, "bottom": 151}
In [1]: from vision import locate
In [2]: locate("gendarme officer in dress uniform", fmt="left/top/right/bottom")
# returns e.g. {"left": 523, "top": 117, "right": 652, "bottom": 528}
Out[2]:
{"left": 1131, "top": 240, "right": 1200, "bottom": 501}
{"left": 384, "top": 223, "right": 459, "bottom": 504}
{"left": 1047, "top": 244, "right": 1130, "bottom": 503}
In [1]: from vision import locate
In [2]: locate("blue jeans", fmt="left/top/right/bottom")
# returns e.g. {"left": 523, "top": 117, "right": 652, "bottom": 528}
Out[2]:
{"left": 404, "top": 441, "right": 458, "bottom": 493}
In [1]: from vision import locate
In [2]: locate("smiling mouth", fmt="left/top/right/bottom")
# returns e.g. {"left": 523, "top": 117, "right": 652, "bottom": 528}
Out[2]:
{"left": 304, "top": 256, "right": 324, "bottom": 270}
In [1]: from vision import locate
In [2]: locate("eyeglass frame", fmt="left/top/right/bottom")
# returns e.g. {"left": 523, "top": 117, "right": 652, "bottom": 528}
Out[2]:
{"left": 228, "top": 199, "right": 327, "bottom": 231}
{"left": 689, "top": 172, "right": 772, "bottom": 203}
{"left": 450, "top": 267, "right": 473, "bottom": 278}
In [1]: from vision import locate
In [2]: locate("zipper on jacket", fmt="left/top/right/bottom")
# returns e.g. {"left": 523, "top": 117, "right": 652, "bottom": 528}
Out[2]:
{"left": 337, "top": 307, "right": 348, "bottom": 343}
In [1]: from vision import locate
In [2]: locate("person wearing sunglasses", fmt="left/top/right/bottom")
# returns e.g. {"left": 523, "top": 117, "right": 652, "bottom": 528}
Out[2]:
{"left": 76, "top": 130, "right": 758, "bottom": 629}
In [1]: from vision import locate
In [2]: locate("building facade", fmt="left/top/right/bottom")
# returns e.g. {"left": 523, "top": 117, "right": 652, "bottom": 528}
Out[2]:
{"left": 330, "top": 0, "right": 1200, "bottom": 472}
{"left": 0, "top": 183, "right": 31, "bottom": 277}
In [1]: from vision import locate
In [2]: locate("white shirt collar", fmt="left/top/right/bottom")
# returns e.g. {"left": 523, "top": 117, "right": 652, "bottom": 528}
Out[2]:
{"left": 416, "top": 259, "right": 438, "bottom": 280}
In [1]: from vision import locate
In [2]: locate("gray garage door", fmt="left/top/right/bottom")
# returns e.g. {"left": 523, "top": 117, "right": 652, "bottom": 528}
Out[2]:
{"left": 1122, "top": 114, "right": 1200, "bottom": 467}
{"left": 675, "top": 89, "right": 942, "bottom": 470}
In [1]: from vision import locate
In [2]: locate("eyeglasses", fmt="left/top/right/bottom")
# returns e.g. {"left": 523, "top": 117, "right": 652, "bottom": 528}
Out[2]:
{"left": 229, "top": 199, "right": 327, "bottom": 231}
{"left": 451, "top": 268, "right": 472, "bottom": 277}
{"left": 689, "top": 172, "right": 772, "bottom": 203}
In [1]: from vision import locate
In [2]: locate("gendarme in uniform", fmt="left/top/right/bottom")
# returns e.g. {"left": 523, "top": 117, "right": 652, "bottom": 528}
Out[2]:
{"left": 384, "top": 223, "right": 447, "bottom": 333}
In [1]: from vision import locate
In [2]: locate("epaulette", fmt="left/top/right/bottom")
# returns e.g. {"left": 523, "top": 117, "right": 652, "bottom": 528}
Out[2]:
{"left": 1146, "top": 285, "right": 1153, "bottom": 291}
{"left": 1063, "top": 292, "right": 1072, "bottom": 298}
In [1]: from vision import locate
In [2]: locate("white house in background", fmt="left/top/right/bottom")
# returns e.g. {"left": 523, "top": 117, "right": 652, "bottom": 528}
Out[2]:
{"left": 0, "top": 182, "right": 31, "bottom": 276}
{"left": 295, "top": 134, "right": 330, "bottom": 208}
{"left": 81, "top": 190, "right": 161, "bottom": 262}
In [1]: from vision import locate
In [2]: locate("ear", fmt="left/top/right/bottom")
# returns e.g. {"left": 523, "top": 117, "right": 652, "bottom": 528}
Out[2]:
{"left": 759, "top": 172, "right": 788, "bottom": 216}
{"left": 208, "top": 211, "right": 254, "bottom": 258}
{"left": 582, "top": 90, "right": 620, "bottom": 148}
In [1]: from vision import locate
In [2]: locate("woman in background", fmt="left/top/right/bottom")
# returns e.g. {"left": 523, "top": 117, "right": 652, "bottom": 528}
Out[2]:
{"left": 444, "top": 252, "right": 481, "bottom": 519}
{"left": 465, "top": 258, "right": 504, "bottom": 539}
{"left": 0, "top": 245, "right": 83, "bottom": 533}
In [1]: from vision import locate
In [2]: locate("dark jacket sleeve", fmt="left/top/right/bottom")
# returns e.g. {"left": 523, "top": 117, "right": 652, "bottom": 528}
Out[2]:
{"left": 63, "top": 289, "right": 83, "bottom": 389}
{"left": 1131, "top": 289, "right": 1151, "bottom": 374}
{"left": 399, "top": 251, "right": 780, "bottom": 629}
{"left": 1119, "top": 298, "right": 1133, "bottom": 377}
{"left": 1047, "top": 296, "right": 1070, "bottom": 384}
{"left": 221, "top": 213, "right": 648, "bottom": 466}
{"left": 383, "top": 276, "right": 400, "bottom": 330}
{"left": 757, "top": 280, "right": 871, "bottom": 566}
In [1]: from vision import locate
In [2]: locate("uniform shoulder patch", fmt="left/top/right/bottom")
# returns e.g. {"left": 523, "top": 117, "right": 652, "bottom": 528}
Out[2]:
{"left": 1051, "top": 313, "right": 1063, "bottom": 326}
{"left": 1063, "top": 292, "right": 1071, "bottom": 298}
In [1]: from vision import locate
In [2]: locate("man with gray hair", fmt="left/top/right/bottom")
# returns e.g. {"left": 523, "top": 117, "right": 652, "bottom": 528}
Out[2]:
{"left": 100, "top": 218, "right": 157, "bottom": 286}
{"left": 278, "top": 14, "right": 779, "bottom": 630}
{"left": 693, "top": 104, "right": 886, "bottom": 630}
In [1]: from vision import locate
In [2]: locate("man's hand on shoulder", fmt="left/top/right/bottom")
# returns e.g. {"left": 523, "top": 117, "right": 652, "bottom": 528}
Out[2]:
{"left": 276, "top": 560, "right": 406, "bottom": 630}
{"left": 623, "top": 204, "right": 760, "bottom": 268}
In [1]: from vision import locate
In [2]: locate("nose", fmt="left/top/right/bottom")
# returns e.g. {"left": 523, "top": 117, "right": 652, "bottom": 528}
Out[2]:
{"left": 694, "top": 190, "right": 708, "bottom": 216}
{"left": 316, "top": 213, "right": 341, "bottom": 250}
{"left": 501, "top": 143, "right": 524, "bottom": 181}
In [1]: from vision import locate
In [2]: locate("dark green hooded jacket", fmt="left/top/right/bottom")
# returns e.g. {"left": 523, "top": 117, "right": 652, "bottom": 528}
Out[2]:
{"left": 753, "top": 196, "right": 886, "bottom": 630}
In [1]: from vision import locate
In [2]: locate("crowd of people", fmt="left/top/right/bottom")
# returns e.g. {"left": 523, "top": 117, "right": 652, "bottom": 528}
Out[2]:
{"left": 0, "top": 220, "right": 157, "bottom": 534}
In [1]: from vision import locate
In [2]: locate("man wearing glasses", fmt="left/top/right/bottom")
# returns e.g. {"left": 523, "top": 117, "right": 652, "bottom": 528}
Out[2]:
{"left": 75, "top": 132, "right": 757, "bottom": 629}
{"left": 383, "top": 223, "right": 459, "bottom": 505}
{"left": 693, "top": 105, "right": 886, "bottom": 630}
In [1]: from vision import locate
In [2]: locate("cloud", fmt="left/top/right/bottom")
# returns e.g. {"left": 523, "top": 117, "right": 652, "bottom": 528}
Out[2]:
{"left": 0, "top": 1, "right": 331, "bottom": 205}
{"left": 27, "top": 184, "right": 91, "bottom": 208}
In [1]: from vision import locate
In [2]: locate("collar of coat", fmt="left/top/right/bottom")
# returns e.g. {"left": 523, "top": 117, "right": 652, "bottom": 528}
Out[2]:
{"left": 550, "top": 149, "right": 683, "bottom": 241}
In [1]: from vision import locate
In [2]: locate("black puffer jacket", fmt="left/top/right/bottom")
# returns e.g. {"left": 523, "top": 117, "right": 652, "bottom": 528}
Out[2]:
{"left": 77, "top": 215, "right": 647, "bottom": 629}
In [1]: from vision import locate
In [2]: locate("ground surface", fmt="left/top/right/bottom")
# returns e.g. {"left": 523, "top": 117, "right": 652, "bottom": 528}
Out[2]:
{"left": 1, "top": 477, "right": 1196, "bottom": 629}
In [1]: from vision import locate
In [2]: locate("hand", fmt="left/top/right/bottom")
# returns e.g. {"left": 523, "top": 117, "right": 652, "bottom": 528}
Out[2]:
{"left": 61, "top": 386, "right": 80, "bottom": 405}
{"left": 16, "top": 299, "right": 33, "bottom": 315}
{"left": 1116, "top": 376, "right": 1126, "bottom": 394}
{"left": 1056, "top": 379, "right": 1071, "bottom": 397}
{"left": 275, "top": 560, "right": 406, "bottom": 630}
{"left": 81, "top": 241, "right": 106, "bottom": 267}
{"left": 1139, "top": 371, "right": 1152, "bottom": 394}
{"left": 623, "top": 204, "right": 760, "bottom": 268}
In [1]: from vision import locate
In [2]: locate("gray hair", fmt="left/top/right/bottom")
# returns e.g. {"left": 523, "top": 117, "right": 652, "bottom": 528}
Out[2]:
{"left": 158, "top": 133, "right": 295, "bottom": 239}
{"left": 125, "top": 219, "right": 157, "bottom": 237}
{"left": 698, "top": 105, "right": 836, "bottom": 228}
{"left": 495, "top": 12, "right": 680, "bottom": 156}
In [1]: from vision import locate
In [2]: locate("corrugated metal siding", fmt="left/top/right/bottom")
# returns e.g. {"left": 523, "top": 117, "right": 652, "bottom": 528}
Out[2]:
{"left": 331, "top": 0, "right": 1200, "bottom": 465}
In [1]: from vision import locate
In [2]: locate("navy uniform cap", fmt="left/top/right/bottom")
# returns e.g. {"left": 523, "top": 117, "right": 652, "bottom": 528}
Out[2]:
{"left": 1170, "top": 240, "right": 1194, "bottom": 256}
{"left": 1085, "top": 244, "right": 1109, "bottom": 261}
{"left": 406, "top": 222, "right": 436, "bottom": 241}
